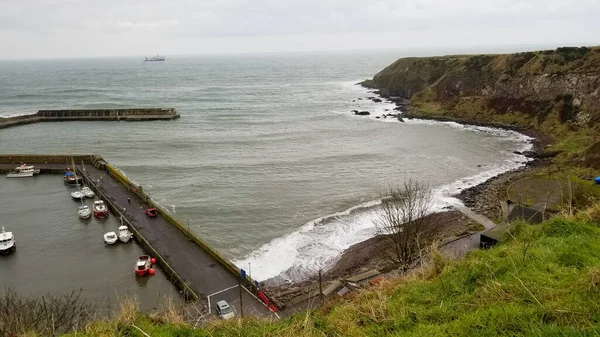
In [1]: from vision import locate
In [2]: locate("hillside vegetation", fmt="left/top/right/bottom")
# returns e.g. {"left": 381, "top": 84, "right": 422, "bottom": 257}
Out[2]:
{"left": 363, "top": 47, "right": 600, "bottom": 167}
{"left": 53, "top": 208, "right": 600, "bottom": 336}
{"left": 9, "top": 47, "right": 600, "bottom": 337}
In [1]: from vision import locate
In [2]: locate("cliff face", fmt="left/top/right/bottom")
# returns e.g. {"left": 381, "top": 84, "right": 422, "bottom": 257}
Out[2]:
{"left": 363, "top": 47, "right": 600, "bottom": 132}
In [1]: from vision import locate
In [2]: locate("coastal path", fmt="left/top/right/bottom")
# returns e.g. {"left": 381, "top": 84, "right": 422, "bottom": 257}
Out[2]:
{"left": 441, "top": 206, "right": 498, "bottom": 258}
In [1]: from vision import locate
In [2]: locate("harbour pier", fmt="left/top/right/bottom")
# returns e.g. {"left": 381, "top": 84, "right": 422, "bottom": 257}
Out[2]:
{"left": 0, "top": 154, "right": 280, "bottom": 319}
{"left": 0, "top": 108, "right": 180, "bottom": 129}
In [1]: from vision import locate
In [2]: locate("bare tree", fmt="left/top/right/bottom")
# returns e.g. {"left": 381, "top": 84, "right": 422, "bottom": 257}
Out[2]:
{"left": 375, "top": 180, "right": 433, "bottom": 271}
{"left": 0, "top": 287, "right": 96, "bottom": 336}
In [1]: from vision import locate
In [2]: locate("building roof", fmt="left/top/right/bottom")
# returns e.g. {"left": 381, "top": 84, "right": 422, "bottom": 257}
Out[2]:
{"left": 480, "top": 222, "right": 512, "bottom": 243}
{"left": 345, "top": 269, "right": 380, "bottom": 283}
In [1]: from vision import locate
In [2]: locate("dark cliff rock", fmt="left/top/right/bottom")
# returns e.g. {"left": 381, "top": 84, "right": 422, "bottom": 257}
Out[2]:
{"left": 361, "top": 47, "right": 600, "bottom": 129}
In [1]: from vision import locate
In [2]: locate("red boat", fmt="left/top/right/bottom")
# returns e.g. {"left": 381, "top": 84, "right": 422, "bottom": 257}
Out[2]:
{"left": 93, "top": 200, "right": 109, "bottom": 218}
{"left": 134, "top": 255, "right": 155, "bottom": 276}
{"left": 145, "top": 208, "right": 158, "bottom": 217}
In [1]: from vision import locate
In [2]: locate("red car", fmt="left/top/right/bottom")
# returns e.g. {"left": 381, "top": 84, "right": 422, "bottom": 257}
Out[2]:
{"left": 145, "top": 208, "right": 158, "bottom": 217}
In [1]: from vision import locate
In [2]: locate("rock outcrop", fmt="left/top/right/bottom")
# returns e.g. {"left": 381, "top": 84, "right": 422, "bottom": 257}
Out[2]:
{"left": 362, "top": 47, "right": 600, "bottom": 130}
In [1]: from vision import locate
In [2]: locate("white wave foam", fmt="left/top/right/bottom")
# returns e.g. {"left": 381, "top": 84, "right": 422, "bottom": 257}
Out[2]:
{"left": 234, "top": 150, "right": 532, "bottom": 283}
{"left": 234, "top": 84, "right": 534, "bottom": 283}
{"left": 0, "top": 112, "right": 34, "bottom": 118}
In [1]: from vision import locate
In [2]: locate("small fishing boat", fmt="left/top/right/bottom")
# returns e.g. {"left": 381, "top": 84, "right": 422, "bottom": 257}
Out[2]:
{"left": 6, "top": 164, "right": 40, "bottom": 178}
{"left": 134, "top": 255, "right": 155, "bottom": 276}
{"left": 78, "top": 205, "right": 91, "bottom": 219}
{"left": 6, "top": 170, "right": 34, "bottom": 178}
{"left": 71, "top": 190, "right": 85, "bottom": 200}
{"left": 63, "top": 168, "right": 82, "bottom": 185}
{"left": 0, "top": 227, "right": 16, "bottom": 254}
{"left": 118, "top": 225, "right": 133, "bottom": 243}
{"left": 15, "top": 164, "right": 40, "bottom": 175}
{"left": 81, "top": 186, "right": 95, "bottom": 198}
{"left": 93, "top": 200, "right": 109, "bottom": 218}
{"left": 145, "top": 208, "right": 158, "bottom": 217}
{"left": 103, "top": 231, "right": 118, "bottom": 245}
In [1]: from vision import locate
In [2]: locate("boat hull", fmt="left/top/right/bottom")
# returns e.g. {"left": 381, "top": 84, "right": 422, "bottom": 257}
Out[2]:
{"left": 94, "top": 210, "right": 108, "bottom": 218}
{"left": 6, "top": 172, "right": 34, "bottom": 178}
{"left": 119, "top": 235, "right": 132, "bottom": 243}
{"left": 64, "top": 177, "right": 82, "bottom": 185}
{"left": 0, "top": 246, "right": 16, "bottom": 255}
{"left": 135, "top": 269, "right": 149, "bottom": 276}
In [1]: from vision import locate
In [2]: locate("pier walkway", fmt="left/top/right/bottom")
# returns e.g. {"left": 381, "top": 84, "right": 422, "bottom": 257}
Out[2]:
{"left": 0, "top": 159, "right": 278, "bottom": 319}
{"left": 82, "top": 165, "right": 278, "bottom": 319}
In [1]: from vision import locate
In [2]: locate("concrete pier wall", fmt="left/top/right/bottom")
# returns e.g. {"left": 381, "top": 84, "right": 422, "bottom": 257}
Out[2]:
{"left": 0, "top": 153, "right": 281, "bottom": 310}
{"left": 80, "top": 172, "right": 199, "bottom": 301}
{"left": 0, "top": 154, "right": 99, "bottom": 165}
{"left": 103, "top": 163, "right": 278, "bottom": 305}
{"left": 0, "top": 108, "right": 179, "bottom": 129}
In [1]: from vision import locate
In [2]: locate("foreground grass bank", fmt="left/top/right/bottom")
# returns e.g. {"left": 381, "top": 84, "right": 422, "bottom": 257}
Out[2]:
{"left": 54, "top": 207, "right": 600, "bottom": 337}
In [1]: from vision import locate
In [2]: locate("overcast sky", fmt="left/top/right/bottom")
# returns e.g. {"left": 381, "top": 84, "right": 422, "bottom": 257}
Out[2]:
{"left": 1, "top": 0, "right": 599, "bottom": 59}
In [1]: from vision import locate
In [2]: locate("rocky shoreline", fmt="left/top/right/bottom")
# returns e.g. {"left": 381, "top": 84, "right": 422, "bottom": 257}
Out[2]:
{"left": 357, "top": 85, "right": 554, "bottom": 221}
{"left": 268, "top": 86, "right": 555, "bottom": 308}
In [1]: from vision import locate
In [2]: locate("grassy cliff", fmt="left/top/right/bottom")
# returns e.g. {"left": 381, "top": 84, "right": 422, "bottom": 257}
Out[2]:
{"left": 362, "top": 47, "right": 600, "bottom": 167}
{"left": 9, "top": 48, "right": 600, "bottom": 337}
{"left": 52, "top": 208, "right": 600, "bottom": 336}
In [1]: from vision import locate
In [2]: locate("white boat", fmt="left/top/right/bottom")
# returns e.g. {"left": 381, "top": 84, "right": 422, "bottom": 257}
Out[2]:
{"left": 6, "top": 170, "right": 34, "bottom": 178}
{"left": 104, "top": 231, "right": 118, "bottom": 245}
{"left": 81, "top": 186, "right": 95, "bottom": 198}
{"left": 71, "top": 190, "right": 85, "bottom": 200}
{"left": 118, "top": 225, "right": 133, "bottom": 243}
{"left": 0, "top": 227, "right": 16, "bottom": 254}
{"left": 6, "top": 163, "right": 41, "bottom": 178}
{"left": 93, "top": 200, "right": 109, "bottom": 218}
{"left": 15, "top": 164, "right": 40, "bottom": 175}
{"left": 78, "top": 205, "right": 91, "bottom": 219}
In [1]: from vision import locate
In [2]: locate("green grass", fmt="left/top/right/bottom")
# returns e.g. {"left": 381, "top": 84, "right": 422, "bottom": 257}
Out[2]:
{"left": 56, "top": 211, "right": 600, "bottom": 337}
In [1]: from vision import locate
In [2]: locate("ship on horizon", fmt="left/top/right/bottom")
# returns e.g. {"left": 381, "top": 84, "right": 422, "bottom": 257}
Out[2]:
{"left": 144, "top": 54, "right": 165, "bottom": 62}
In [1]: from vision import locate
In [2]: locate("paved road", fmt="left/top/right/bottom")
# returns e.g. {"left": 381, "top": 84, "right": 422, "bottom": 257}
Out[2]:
{"left": 442, "top": 206, "right": 498, "bottom": 258}
{"left": 456, "top": 206, "right": 496, "bottom": 229}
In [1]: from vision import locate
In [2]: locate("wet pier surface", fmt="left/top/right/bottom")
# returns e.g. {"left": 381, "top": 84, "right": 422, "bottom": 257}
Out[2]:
{"left": 1, "top": 162, "right": 278, "bottom": 319}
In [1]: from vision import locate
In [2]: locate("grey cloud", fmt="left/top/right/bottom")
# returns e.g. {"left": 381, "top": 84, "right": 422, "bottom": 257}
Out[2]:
{"left": 0, "top": 0, "right": 599, "bottom": 59}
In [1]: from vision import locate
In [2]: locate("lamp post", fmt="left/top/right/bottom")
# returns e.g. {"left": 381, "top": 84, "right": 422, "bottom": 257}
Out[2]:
{"left": 248, "top": 262, "right": 251, "bottom": 280}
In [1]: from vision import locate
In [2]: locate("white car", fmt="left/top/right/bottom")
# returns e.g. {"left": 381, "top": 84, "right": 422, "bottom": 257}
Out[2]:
{"left": 215, "top": 300, "right": 235, "bottom": 320}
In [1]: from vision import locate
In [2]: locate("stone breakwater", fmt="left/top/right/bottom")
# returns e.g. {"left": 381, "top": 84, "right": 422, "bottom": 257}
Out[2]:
{"left": 0, "top": 108, "right": 180, "bottom": 129}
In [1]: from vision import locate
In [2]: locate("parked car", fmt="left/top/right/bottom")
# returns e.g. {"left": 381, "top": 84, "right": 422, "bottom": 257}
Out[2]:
{"left": 215, "top": 300, "right": 235, "bottom": 320}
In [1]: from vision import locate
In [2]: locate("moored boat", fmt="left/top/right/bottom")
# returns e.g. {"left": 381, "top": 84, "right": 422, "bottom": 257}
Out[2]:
{"left": 81, "top": 186, "right": 95, "bottom": 198}
{"left": 71, "top": 190, "right": 85, "bottom": 200}
{"left": 103, "top": 231, "right": 118, "bottom": 245}
{"left": 6, "top": 170, "right": 34, "bottom": 178}
{"left": 15, "top": 164, "right": 40, "bottom": 175}
{"left": 78, "top": 205, "right": 91, "bottom": 219}
{"left": 5, "top": 164, "right": 41, "bottom": 177}
{"left": 0, "top": 227, "right": 16, "bottom": 255}
{"left": 134, "top": 255, "right": 156, "bottom": 276}
{"left": 118, "top": 225, "right": 133, "bottom": 243}
{"left": 93, "top": 200, "right": 109, "bottom": 218}
{"left": 63, "top": 168, "right": 82, "bottom": 185}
